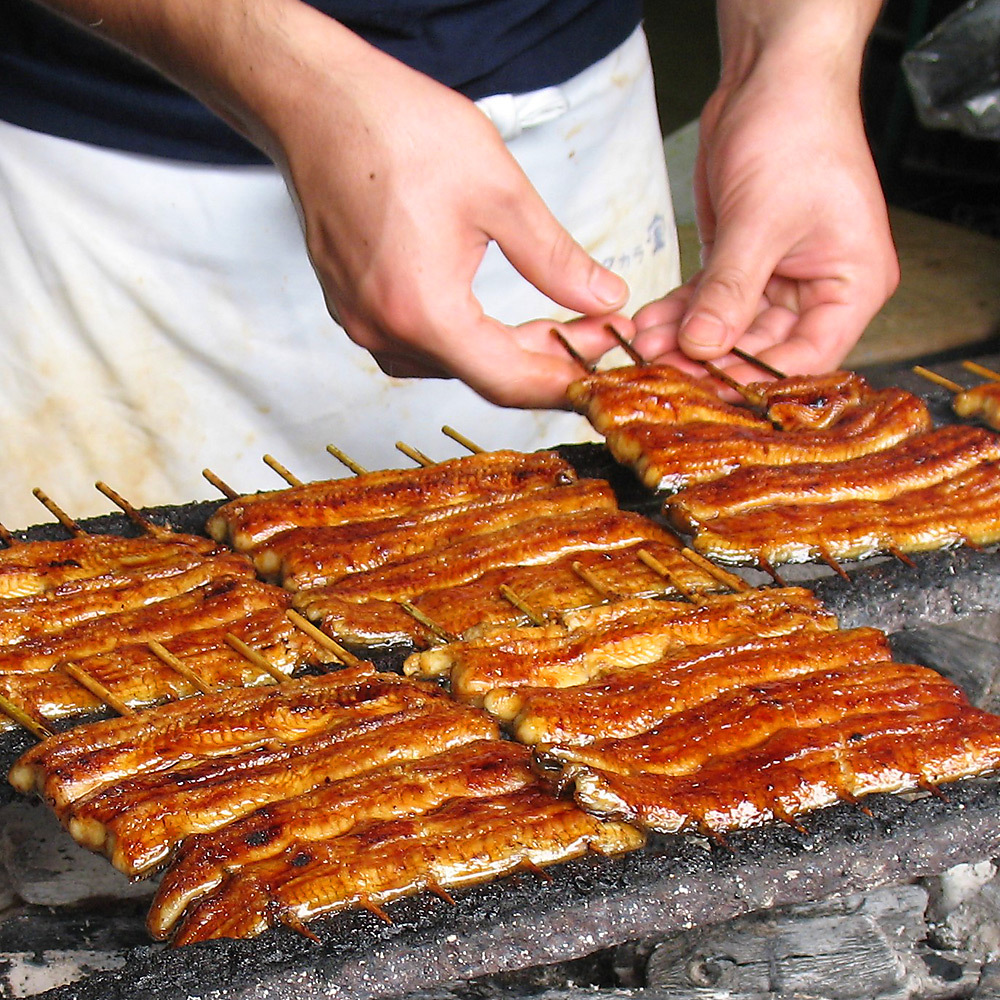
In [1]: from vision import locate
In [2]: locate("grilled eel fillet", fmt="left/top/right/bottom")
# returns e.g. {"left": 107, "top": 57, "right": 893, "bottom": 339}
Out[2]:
{"left": 70, "top": 700, "right": 498, "bottom": 877}
{"left": 148, "top": 739, "right": 531, "bottom": 937}
{"left": 0, "top": 608, "right": 340, "bottom": 731}
{"left": 491, "top": 626, "right": 892, "bottom": 745}
{"left": 404, "top": 587, "right": 837, "bottom": 702}
{"left": 0, "top": 578, "right": 289, "bottom": 675}
{"left": 954, "top": 382, "right": 1000, "bottom": 429}
{"left": 668, "top": 425, "right": 1000, "bottom": 530}
{"left": 567, "top": 365, "right": 769, "bottom": 433}
{"left": 0, "top": 550, "right": 255, "bottom": 645}
{"left": 9, "top": 666, "right": 452, "bottom": 812}
{"left": 748, "top": 371, "right": 871, "bottom": 429}
{"left": 0, "top": 533, "right": 219, "bottom": 600}
{"left": 254, "top": 479, "right": 617, "bottom": 589}
{"left": 563, "top": 700, "right": 1000, "bottom": 835}
{"left": 300, "top": 540, "right": 721, "bottom": 647}
{"left": 167, "top": 781, "right": 643, "bottom": 944}
{"left": 690, "top": 458, "right": 1000, "bottom": 565}
{"left": 604, "top": 389, "right": 932, "bottom": 492}
{"left": 207, "top": 449, "right": 576, "bottom": 552}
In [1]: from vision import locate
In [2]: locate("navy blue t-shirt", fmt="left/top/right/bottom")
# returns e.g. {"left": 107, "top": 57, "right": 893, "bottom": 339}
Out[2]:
{"left": 0, "top": 0, "right": 641, "bottom": 164}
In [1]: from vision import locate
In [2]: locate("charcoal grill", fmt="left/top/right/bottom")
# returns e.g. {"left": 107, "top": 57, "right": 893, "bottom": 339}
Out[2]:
{"left": 2, "top": 351, "right": 1000, "bottom": 1000}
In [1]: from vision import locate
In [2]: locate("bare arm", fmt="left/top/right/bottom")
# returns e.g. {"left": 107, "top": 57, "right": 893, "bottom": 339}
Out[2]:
{"left": 633, "top": 0, "right": 898, "bottom": 384}
{"left": 34, "top": 0, "right": 630, "bottom": 407}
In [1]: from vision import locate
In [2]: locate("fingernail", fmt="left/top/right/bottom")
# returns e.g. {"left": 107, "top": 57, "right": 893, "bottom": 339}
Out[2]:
{"left": 680, "top": 312, "right": 727, "bottom": 348}
{"left": 590, "top": 267, "right": 626, "bottom": 307}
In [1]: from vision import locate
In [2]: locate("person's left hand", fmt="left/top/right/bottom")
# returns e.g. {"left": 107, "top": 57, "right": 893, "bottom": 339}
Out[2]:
{"left": 631, "top": 42, "right": 899, "bottom": 386}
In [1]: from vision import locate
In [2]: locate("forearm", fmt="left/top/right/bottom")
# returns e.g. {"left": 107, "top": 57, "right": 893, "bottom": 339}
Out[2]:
{"left": 715, "top": 1, "right": 883, "bottom": 92}
{"left": 28, "top": 0, "right": 376, "bottom": 161}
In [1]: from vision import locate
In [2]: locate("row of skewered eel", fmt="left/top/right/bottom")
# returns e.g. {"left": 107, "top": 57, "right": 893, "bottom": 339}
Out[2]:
{"left": 4, "top": 362, "right": 1000, "bottom": 947}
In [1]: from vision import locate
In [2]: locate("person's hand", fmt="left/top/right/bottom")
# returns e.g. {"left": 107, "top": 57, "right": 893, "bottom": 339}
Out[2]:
{"left": 632, "top": 2, "right": 898, "bottom": 386}
{"left": 253, "top": 5, "right": 630, "bottom": 408}
{"left": 39, "top": 0, "right": 629, "bottom": 408}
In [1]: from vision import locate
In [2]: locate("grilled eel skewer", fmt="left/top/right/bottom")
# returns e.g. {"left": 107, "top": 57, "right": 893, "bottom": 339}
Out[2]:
{"left": 565, "top": 700, "right": 1000, "bottom": 835}
{"left": 954, "top": 381, "right": 1000, "bottom": 429}
{"left": 492, "top": 626, "right": 893, "bottom": 745}
{"left": 405, "top": 587, "right": 837, "bottom": 702}
{"left": 9, "top": 666, "right": 453, "bottom": 811}
{"left": 0, "top": 550, "right": 255, "bottom": 645}
{"left": 69, "top": 700, "right": 498, "bottom": 877}
{"left": 0, "top": 533, "right": 220, "bottom": 600}
{"left": 253, "top": 479, "right": 618, "bottom": 588}
{"left": 0, "top": 578, "right": 289, "bottom": 674}
{"left": 690, "top": 458, "right": 1000, "bottom": 565}
{"left": 668, "top": 425, "right": 1000, "bottom": 529}
{"left": 207, "top": 449, "right": 576, "bottom": 552}
{"left": 301, "top": 540, "right": 721, "bottom": 647}
{"left": 602, "top": 389, "right": 932, "bottom": 492}
{"left": 167, "top": 783, "right": 643, "bottom": 945}
{"left": 0, "top": 607, "right": 340, "bottom": 730}
{"left": 148, "top": 740, "right": 535, "bottom": 936}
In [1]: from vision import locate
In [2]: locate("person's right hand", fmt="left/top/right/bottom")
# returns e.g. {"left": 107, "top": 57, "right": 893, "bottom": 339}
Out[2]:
{"left": 244, "top": 3, "right": 631, "bottom": 408}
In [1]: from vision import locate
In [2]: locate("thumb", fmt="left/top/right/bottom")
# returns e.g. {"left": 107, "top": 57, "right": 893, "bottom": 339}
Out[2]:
{"left": 490, "top": 187, "right": 629, "bottom": 316}
{"left": 678, "top": 234, "right": 776, "bottom": 359}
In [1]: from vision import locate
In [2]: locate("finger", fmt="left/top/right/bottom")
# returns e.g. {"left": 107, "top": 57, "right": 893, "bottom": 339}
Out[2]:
{"left": 487, "top": 187, "right": 629, "bottom": 317}
{"left": 630, "top": 282, "right": 697, "bottom": 360}
{"left": 677, "top": 228, "right": 782, "bottom": 361}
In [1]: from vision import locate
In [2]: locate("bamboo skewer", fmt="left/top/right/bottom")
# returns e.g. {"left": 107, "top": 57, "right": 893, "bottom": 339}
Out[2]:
{"left": 730, "top": 347, "right": 786, "bottom": 380}
{"left": 570, "top": 561, "right": 617, "bottom": 600}
{"left": 0, "top": 693, "right": 54, "bottom": 741}
{"left": 94, "top": 482, "right": 174, "bottom": 540}
{"left": 636, "top": 549, "right": 703, "bottom": 605}
{"left": 202, "top": 469, "right": 239, "bottom": 500}
{"left": 816, "top": 546, "right": 852, "bottom": 583}
{"left": 962, "top": 360, "right": 1000, "bottom": 384}
{"left": 702, "top": 361, "right": 768, "bottom": 410}
{"left": 59, "top": 662, "right": 135, "bottom": 716}
{"left": 223, "top": 634, "right": 290, "bottom": 684}
{"left": 552, "top": 329, "right": 594, "bottom": 375}
{"left": 286, "top": 610, "right": 365, "bottom": 667}
{"left": 397, "top": 602, "right": 455, "bottom": 643}
{"left": 395, "top": 441, "right": 435, "bottom": 468}
{"left": 605, "top": 324, "right": 647, "bottom": 367}
{"left": 148, "top": 640, "right": 216, "bottom": 695}
{"left": 912, "top": 366, "right": 963, "bottom": 394}
{"left": 31, "top": 488, "right": 85, "bottom": 536}
{"left": 325, "top": 445, "right": 368, "bottom": 476}
{"left": 498, "top": 584, "right": 546, "bottom": 626}
{"left": 679, "top": 546, "right": 751, "bottom": 593}
{"left": 757, "top": 556, "right": 788, "bottom": 588}
{"left": 262, "top": 455, "right": 304, "bottom": 487}
{"left": 0, "top": 521, "right": 17, "bottom": 547}
{"left": 441, "top": 426, "right": 485, "bottom": 454}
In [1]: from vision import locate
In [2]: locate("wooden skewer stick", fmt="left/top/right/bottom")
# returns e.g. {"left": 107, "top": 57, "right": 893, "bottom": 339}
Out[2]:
{"left": 397, "top": 601, "right": 455, "bottom": 643}
{"left": 636, "top": 548, "right": 704, "bottom": 604}
{"left": 325, "top": 445, "right": 368, "bottom": 476}
{"left": 223, "top": 633, "right": 290, "bottom": 684}
{"left": 702, "top": 361, "right": 767, "bottom": 409}
{"left": 59, "top": 662, "right": 134, "bottom": 716}
{"left": 279, "top": 909, "right": 322, "bottom": 944}
{"left": 816, "top": 546, "right": 851, "bottom": 583}
{"left": 441, "top": 426, "right": 485, "bottom": 454}
{"left": 262, "top": 455, "right": 304, "bottom": 488}
{"left": 757, "top": 556, "right": 788, "bottom": 588}
{"left": 730, "top": 347, "right": 786, "bottom": 380}
{"left": 0, "top": 692, "right": 54, "bottom": 741}
{"left": 202, "top": 468, "right": 240, "bottom": 500}
{"left": 570, "top": 561, "right": 615, "bottom": 599}
{"left": 605, "top": 324, "right": 647, "bottom": 367}
{"left": 359, "top": 896, "right": 394, "bottom": 925}
{"left": 888, "top": 545, "right": 918, "bottom": 569}
{"left": 286, "top": 609, "right": 365, "bottom": 667}
{"left": 31, "top": 488, "right": 85, "bottom": 536}
{"left": 0, "top": 521, "right": 17, "bottom": 547}
{"left": 521, "top": 858, "right": 554, "bottom": 883}
{"left": 679, "top": 546, "right": 751, "bottom": 593}
{"left": 395, "top": 441, "right": 435, "bottom": 467}
{"left": 426, "top": 882, "right": 457, "bottom": 906}
{"left": 148, "top": 639, "right": 216, "bottom": 695}
{"left": 552, "top": 329, "right": 594, "bottom": 375}
{"left": 94, "top": 482, "right": 174, "bottom": 540}
{"left": 498, "top": 584, "right": 546, "bottom": 626}
{"left": 962, "top": 360, "right": 1000, "bottom": 384}
{"left": 912, "top": 366, "right": 963, "bottom": 394}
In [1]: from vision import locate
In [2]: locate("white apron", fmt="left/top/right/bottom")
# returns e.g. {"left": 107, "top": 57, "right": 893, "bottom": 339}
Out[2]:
{"left": 0, "top": 25, "right": 679, "bottom": 529}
